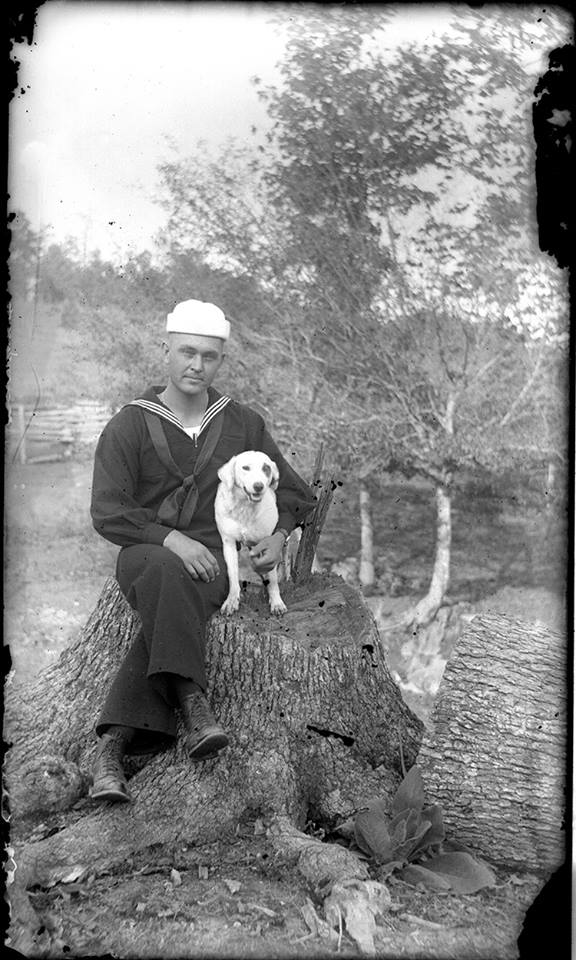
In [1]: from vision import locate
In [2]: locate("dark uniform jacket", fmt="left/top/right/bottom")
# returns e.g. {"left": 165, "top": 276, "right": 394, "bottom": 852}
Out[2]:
{"left": 91, "top": 386, "right": 316, "bottom": 551}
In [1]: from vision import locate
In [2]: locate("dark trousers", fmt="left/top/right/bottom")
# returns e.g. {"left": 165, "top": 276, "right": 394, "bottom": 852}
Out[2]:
{"left": 96, "top": 543, "right": 229, "bottom": 752}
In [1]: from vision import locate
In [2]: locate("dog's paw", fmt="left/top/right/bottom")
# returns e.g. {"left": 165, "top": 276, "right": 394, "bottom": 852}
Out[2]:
{"left": 220, "top": 596, "right": 240, "bottom": 616}
{"left": 269, "top": 600, "right": 287, "bottom": 616}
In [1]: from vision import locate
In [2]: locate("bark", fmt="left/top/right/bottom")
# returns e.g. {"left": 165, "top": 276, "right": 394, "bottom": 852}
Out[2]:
{"left": 5, "top": 574, "right": 423, "bottom": 899}
{"left": 358, "top": 482, "right": 375, "bottom": 589}
{"left": 417, "top": 613, "right": 567, "bottom": 873}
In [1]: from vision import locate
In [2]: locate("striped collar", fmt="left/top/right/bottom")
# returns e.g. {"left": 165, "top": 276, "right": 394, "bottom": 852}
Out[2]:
{"left": 128, "top": 389, "right": 231, "bottom": 438}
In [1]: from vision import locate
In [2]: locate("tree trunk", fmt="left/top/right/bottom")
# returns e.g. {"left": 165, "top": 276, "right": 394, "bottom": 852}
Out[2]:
{"left": 5, "top": 575, "right": 423, "bottom": 917}
{"left": 417, "top": 614, "right": 567, "bottom": 874}
{"left": 404, "top": 480, "right": 452, "bottom": 627}
{"left": 545, "top": 459, "right": 556, "bottom": 512}
{"left": 359, "top": 482, "right": 375, "bottom": 589}
{"left": 292, "top": 443, "right": 333, "bottom": 582}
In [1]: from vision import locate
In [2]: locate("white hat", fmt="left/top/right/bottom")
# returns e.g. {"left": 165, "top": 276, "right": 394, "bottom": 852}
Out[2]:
{"left": 166, "top": 299, "right": 230, "bottom": 340}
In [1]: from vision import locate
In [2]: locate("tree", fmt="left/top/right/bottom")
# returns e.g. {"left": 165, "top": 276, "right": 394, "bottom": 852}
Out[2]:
{"left": 5, "top": 573, "right": 423, "bottom": 952}
{"left": 7, "top": 210, "right": 42, "bottom": 301}
{"left": 154, "top": 6, "right": 569, "bottom": 621}
{"left": 6, "top": 584, "right": 565, "bottom": 953}
{"left": 253, "top": 5, "right": 570, "bottom": 621}
{"left": 364, "top": 258, "right": 568, "bottom": 624}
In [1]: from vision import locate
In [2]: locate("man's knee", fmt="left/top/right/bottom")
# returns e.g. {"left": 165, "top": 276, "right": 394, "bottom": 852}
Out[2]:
{"left": 117, "top": 544, "right": 186, "bottom": 593}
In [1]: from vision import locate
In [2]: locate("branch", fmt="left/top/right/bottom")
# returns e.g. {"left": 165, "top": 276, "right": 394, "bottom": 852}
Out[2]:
{"left": 498, "top": 343, "right": 547, "bottom": 428}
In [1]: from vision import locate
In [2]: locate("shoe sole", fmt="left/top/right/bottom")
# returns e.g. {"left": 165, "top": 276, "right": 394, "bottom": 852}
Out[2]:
{"left": 90, "top": 787, "right": 131, "bottom": 803}
{"left": 188, "top": 731, "right": 229, "bottom": 761}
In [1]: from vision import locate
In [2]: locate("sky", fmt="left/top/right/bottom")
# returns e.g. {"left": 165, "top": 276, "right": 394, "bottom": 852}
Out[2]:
{"left": 10, "top": 2, "right": 563, "bottom": 265}
{"left": 9, "top": 1, "right": 467, "bottom": 262}
{"left": 10, "top": 2, "right": 287, "bottom": 260}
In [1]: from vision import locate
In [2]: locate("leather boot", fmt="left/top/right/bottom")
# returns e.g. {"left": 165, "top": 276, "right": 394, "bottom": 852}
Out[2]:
{"left": 90, "top": 729, "right": 131, "bottom": 802}
{"left": 180, "top": 692, "right": 229, "bottom": 761}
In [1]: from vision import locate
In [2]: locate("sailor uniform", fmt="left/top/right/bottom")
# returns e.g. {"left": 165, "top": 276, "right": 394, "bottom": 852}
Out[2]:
{"left": 91, "top": 386, "right": 316, "bottom": 752}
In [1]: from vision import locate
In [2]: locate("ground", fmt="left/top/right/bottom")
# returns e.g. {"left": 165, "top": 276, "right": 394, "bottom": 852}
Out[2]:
{"left": 4, "top": 458, "right": 567, "bottom": 958}
{"left": 24, "top": 822, "right": 544, "bottom": 960}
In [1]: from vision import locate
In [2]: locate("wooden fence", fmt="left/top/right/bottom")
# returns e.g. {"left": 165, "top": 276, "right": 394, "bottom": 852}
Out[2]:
{"left": 7, "top": 401, "right": 114, "bottom": 465}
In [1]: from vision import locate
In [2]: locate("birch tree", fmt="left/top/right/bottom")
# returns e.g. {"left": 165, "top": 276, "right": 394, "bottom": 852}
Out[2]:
{"left": 155, "top": 6, "right": 569, "bottom": 619}
{"left": 252, "top": 5, "right": 569, "bottom": 621}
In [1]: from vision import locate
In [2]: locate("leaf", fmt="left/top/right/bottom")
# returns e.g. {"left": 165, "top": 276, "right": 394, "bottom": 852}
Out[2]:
{"left": 416, "top": 852, "right": 497, "bottom": 894}
{"left": 375, "top": 859, "right": 406, "bottom": 879}
{"left": 391, "top": 766, "right": 425, "bottom": 816}
{"left": 402, "top": 808, "right": 422, "bottom": 840}
{"left": 394, "top": 819, "right": 432, "bottom": 861}
{"left": 389, "top": 812, "right": 408, "bottom": 843}
{"left": 334, "top": 817, "right": 356, "bottom": 841}
{"left": 354, "top": 808, "right": 395, "bottom": 863}
{"left": 59, "top": 866, "right": 87, "bottom": 885}
{"left": 417, "top": 805, "right": 445, "bottom": 849}
{"left": 246, "top": 902, "right": 277, "bottom": 918}
{"left": 397, "top": 863, "right": 453, "bottom": 891}
{"left": 442, "top": 837, "right": 473, "bottom": 855}
{"left": 406, "top": 804, "right": 444, "bottom": 858}
{"left": 223, "top": 878, "right": 242, "bottom": 895}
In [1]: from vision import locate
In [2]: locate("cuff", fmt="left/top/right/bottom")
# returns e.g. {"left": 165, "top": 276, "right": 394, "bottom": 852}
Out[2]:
{"left": 141, "top": 522, "right": 176, "bottom": 546}
{"left": 276, "top": 513, "right": 296, "bottom": 536}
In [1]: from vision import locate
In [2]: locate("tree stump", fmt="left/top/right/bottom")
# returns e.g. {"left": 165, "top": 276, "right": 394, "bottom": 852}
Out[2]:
{"left": 417, "top": 613, "right": 567, "bottom": 873}
{"left": 5, "top": 574, "right": 422, "bottom": 903}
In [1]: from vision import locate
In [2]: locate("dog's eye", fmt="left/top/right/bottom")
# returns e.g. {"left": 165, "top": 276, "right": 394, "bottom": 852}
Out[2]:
{"left": 241, "top": 465, "right": 250, "bottom": 471}
{"left": 262, "top": 463, "right": 271, "bottom": 477}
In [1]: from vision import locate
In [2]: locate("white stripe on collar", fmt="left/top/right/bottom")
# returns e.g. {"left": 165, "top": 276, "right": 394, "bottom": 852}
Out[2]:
{"left": 129, "top": 395, "right": 230, "bottom": 437}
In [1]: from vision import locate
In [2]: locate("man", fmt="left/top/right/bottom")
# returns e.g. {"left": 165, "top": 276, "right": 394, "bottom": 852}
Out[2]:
{"left": 90, "top": 299, "right": 316, "bottom": 802}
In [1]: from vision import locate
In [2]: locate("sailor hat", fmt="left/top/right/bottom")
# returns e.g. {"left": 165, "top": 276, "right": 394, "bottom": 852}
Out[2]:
{"left": 166, "top": 300, "right": 230, "bottom": 340}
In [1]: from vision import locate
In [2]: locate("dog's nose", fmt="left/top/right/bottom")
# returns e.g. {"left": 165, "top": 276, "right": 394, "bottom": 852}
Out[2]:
{"left": 253, "top": 482, "right": 264, "bottom": 493}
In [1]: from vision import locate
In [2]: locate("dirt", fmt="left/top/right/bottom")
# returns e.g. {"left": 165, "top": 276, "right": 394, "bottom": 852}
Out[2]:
{"left": 20, "top": 820, "right": 545, "bottom": 960}
{"left": 4, "top": 459, "right": 567, "bottom": 958}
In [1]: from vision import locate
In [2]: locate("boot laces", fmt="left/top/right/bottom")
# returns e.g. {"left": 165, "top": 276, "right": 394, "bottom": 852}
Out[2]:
{"left": 184, "top": 693, "right": 216, "bottom": 734}
{"left": 96, "top": 736, "right": 126, "bottom": 778}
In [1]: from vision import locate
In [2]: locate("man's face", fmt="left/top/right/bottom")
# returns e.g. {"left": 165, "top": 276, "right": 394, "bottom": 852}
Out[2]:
{"left": 164, "top": 333, "right": 225, "bottom": 395}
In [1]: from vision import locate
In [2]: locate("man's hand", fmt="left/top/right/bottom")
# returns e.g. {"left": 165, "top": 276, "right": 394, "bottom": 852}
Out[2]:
{"left": 249, "top": 532, "right": 285, "bottom": 575}
{"left": 164, "top": 530, "right": 220, "bottom": 582}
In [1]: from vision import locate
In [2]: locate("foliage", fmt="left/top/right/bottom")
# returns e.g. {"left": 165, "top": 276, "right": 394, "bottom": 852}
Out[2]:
{"left": 8, "top": 9, "right": 570, "bottom": 610}
{"left": 154, "top": 7, "right": 569, "bottom": 482}
{"left": 336, "top": 765, "right": 497, "bottom": 894}
{"left": 8, "top": 210, "right": 43, "bottom": 299}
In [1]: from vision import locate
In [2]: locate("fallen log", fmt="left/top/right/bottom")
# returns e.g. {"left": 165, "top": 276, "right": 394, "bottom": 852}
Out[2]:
{"left": 417, "top": 613, "right": 567, "bottom": 874}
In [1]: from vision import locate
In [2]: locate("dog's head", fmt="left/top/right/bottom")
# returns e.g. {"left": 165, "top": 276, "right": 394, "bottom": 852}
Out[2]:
{"left": 217, "top": 451, "right": 279, "bottom": 502}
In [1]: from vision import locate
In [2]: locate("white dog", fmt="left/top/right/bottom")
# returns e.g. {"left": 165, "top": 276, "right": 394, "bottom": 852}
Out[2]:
{"left": 215, "top": 451, "right": 287, "bottom": 616}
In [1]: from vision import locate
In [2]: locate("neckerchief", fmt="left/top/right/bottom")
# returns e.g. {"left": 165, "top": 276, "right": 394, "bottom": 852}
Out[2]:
{"left": 128, "top": 391, "right": 231, "bottom": 530}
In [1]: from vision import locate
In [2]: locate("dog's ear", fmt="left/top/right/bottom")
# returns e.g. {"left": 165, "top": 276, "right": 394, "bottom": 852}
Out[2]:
{"left": 270, "top": 460, "right": 280, "bottom": 491}
{"left": 218, "top": 457, "right": 237, "bottom": 490}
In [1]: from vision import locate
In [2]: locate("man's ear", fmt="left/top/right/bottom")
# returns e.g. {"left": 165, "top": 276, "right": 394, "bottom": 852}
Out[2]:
{"left": 218, "top": 457, "right": 237, "bottom": 490}
{"left": 270, "top": 461, "right": 280, "bottom": 491}
{"left": 161, "top": 339, "right": 170, "bottom": 362}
